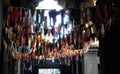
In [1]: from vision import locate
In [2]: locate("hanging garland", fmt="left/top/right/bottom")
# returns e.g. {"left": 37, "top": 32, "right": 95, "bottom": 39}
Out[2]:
{"left": 2, "top": 6, "right": 98, "bottom": 63}
{"left": 10, "top": 41, "right": 92, "bottom": 60}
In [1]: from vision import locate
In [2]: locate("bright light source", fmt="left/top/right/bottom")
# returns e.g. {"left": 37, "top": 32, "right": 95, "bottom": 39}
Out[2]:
{"left": 36, "top": 0, "right": 63, "bottom": 10}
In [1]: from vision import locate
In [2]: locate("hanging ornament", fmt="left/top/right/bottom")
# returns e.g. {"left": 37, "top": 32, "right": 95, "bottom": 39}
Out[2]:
{"left": 28, "top": 9, "right": 33, "bottom": 26}
{"left": 86, "top": 28, "right": 90, "bottom": 38}
{"left": 30, "top": 9, "right": 35, "bottom": 18}
{"left": 16, "top": 8, "right": 21, "bottom": 24}
{"left": 68, "top": 57, "right": 71, "bottom": 66}
{"left": 61, "top": 9, "right": 65, "bottom": 26}
{"left": 39, "top": 10, "right": 45, "bottom": 27}
{"left": 10, "top": 7, "right": 17, "bottom": 26}
{"left": 21, "top": 35, "right": 26, "bottom": 45}
{"left": 101, "top": 24, "right": 105, "bottom": 37}
{"left": 44, "top": 16, "right": 48, "bottom": 35}
{"left": 22, "top": 9, "right": 25, "bottom": 25}
{"left": 76, "top": 55, "right": 79, "bottom": 61}
{"left": 57, "top": 41, "right": 60, "bottom": 49}
{"left": 70, "top": 34, "right": 72, "bottom": 44}
{"left": 78, "top": 36, "right": 81, "bottom": 49}
{"left": 49, "top": 10, "right": 58, "bottom": 27}
{"left": 73, "top": 32, "right": 77, "bottom": 47}
{"left": 7, "top": 14, "right": 10, "bottom": 27}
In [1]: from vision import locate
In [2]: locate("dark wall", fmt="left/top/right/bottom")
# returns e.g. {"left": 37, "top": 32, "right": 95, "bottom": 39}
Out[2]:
{"left": 102, "top": 4, "right": 120, "bottom": 74}
{"left": 0, "top": 0, "right": 3, "bottom": 73}
{"left": 10, "top": 0, "right": 41, "bottom": 8}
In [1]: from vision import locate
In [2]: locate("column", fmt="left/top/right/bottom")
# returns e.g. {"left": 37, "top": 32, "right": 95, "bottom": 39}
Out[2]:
{"left": 76, "top": 56, "right": 78, "bottom": 74}
{"left": 83, "top": 48, "right": 99, "bottom": 74}
{"left": 0, "top": 0, "right": 2, "bottom": 54}
{"left": 0, "top": 0, "right": 3, "bottom": 73}
{"left": 17, "top": 59, "right": 21, "bottom": 74}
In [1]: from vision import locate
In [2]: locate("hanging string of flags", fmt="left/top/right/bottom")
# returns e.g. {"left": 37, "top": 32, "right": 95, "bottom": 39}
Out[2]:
{"left": 3, "top": 6, "right": 99, "bottom": 63}
{"left": 11, "top": 41, "right": 92, "bottom": 60}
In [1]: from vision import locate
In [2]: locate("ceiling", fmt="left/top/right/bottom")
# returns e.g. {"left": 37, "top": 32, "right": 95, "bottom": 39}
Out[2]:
{"left": 9, "top": 0, "right": 81, "bottom": 8}
{"left": 9, "top": 0, "right": 43, "bottom": 8}
{"left": 9, "top": 0, "right": 120, "bottom": 9}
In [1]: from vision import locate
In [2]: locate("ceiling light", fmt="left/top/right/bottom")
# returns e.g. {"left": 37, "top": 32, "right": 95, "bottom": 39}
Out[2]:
{"left": 35, "top": 0, "right": 63, "bottom": 10}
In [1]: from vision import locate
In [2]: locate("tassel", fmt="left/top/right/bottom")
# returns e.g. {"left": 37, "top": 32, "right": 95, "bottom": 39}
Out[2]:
{"left": 40, "top": 10, "right": 44, "bottom": 27}
{"left": 10, "top": 7, "right": 15, "bottom": 22}
{"left": 70, "top": 55, "right": 73, "bottom": 62}
{"left": 49, "top": 10, "right": 57, "bottom": 26}
{"left": 28, "top": 9, "right": 32, "bottom": 26}
{"left": 61, "top": 9, "right": 65, "bottom": 26}
{"left": 57, "top": 41, "right": 59, "bottom": 50}
{"left": 86, "top": 27, "right": 90, "bottom": 38}
{"left": 90, "top": 26, "right": 94, "bottom": 34}
{"left": 70, "top": 34, "right": 72, "bottom": 44}
{"left": 36, "top": 10, "right": 40, "bottom": 22}
{"left": 20, "top": 8, "right": 22, "bottom": 23}
{"left": 25, "top": 9, "right": 29, "bottom": 27}
{"left": 78, "top": 36, "right": 81, "bottom": 49}
{"left": 68, "top": 57, "right": 70, "bottom": 66}
{"left": 10, "top": 7, "right": 16, "bottom": 26}
{"left": 21, "top": 35, "right": 26, "bottom": 45}
{"left": 101, "top": 24, "right": 105, "bottom": 37}
{"left": 16, "top": 8, "right": 21, "bottom": 24}
{"left": 67, "top": 34, "right": 70, "bottom": 45}
{"left": 76, "top": 55, "right": 79, "bottom": 61}
{"left": 30, "top": 9, "right": 35, "bottom": 18}
{"left": 74, "top": 32, "right": 77, "bottom": 46}
{"left": 22, "top": 8, "right": 25, "bottom": 24}
{"left": 44, "top": 16, "right": 47, "bottom": 29}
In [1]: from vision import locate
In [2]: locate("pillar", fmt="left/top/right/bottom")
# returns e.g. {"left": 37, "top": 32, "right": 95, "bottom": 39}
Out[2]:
{"left": 83, "top": 48, "right": 99, "bottom": 74}
{"left": 76, "top": 56, "right": 78, "bottom": 74}
{"left": 0, "top": 0, "right": 2, "bottom": 53}
{"left": 0, "top": 0, "right": 3, "bottom": 73}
